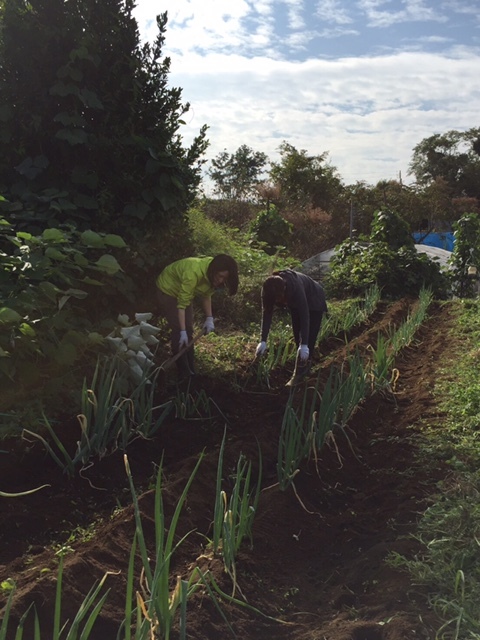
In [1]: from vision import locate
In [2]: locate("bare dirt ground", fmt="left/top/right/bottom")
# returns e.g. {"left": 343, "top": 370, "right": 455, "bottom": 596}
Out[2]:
{"left": 0, "top": 299, "right": 454, "bottom": 639}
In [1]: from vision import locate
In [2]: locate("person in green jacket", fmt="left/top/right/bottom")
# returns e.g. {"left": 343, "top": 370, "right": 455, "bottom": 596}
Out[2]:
{"left": 156, "top": 254, "right": 239, "bottom": 378}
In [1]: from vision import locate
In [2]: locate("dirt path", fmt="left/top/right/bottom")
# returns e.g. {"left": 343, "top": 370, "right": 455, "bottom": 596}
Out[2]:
{"left": 0, "top": 300, "right": 454, "bottom": 639}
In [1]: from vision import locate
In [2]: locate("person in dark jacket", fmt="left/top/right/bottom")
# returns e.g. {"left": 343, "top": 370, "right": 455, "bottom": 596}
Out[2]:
{"left": 256, "top": 269, "right": 328, "bottom": 383}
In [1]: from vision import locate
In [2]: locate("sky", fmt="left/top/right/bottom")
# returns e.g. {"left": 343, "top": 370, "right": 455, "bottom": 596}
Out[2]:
{"left": 132, "top": 0, "right": 480, "bottom": 193}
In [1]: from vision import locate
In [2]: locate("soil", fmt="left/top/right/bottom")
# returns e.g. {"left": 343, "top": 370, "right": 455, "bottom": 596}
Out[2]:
{"left": 0, "top": 299, "right": 454, "bottom": 639}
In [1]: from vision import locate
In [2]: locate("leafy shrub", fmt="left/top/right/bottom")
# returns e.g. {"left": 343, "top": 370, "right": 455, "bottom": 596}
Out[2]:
{"left": 370, "top": 209, "right": 414, "bottom": 250}
{"left": 249, "top": 206, "right": 293, "bottom": 255}
{"left": 325, "top": 213, "right": 449, "bottom": 299}
{"left": 0, "top": 220, "right": 130, "bottom": 390}
{"left": 450, "top": 212, "right": 480, "bottom": 297}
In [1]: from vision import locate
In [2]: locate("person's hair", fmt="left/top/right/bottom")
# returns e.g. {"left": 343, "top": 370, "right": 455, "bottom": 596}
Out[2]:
{"left": 261, "top": 274, "right": 286, "bottom": 313}
{"left": 207, "top": 254, "right": 239, "bottom": 295}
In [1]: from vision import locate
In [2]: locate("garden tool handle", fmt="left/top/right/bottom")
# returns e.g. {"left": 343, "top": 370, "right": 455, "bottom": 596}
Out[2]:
{"left": 159, "top": 332, "right": 204, "bottom": 371}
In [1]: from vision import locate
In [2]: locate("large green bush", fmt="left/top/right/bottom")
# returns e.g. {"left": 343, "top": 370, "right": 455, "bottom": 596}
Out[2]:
{"left": 249, "top": 206, "right": 293, "bottom": 255}
{"left": 325, "top": 210, "right": 449, "bottom": 299}
{"left": 450, "top": 213, "right": 480, "bottom": 297}
{"left": 0, "top": 219, "right": 131, "bottom": 391}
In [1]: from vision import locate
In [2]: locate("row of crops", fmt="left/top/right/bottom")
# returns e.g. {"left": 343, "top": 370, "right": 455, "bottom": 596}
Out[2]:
{"left": 19, "top": 285, "right": 384, "bottom": 477}
{"left": 1, "top": 287, "right": 434, "bottom": 638}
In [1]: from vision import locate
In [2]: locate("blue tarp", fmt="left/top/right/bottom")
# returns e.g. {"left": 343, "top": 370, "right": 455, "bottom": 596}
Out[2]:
{"left": 412, "top": 231, "right": 454, "bottom": 252}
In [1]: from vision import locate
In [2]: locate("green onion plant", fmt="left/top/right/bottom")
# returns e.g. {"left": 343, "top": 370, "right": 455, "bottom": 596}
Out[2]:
{"left": 123, "top": 453, "right": 204, "bottom": 640}
{"left": 22, "top": 358, "right": 174, "bottom": 477}
{"left": 211, "top": 432, "right": 262, "bottom": 595}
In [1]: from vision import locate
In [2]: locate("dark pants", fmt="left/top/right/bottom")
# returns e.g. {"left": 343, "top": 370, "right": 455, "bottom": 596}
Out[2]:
{"left": 157, "top": 289, "right": 195, "bottom": 375}
{"left": 290, "top": 309, "right": 324, "bottom": 355}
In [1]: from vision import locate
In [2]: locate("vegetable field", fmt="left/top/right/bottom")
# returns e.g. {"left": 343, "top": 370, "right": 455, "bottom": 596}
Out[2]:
{"left": 0, "top": 298, "right": 455, "bottom": 639}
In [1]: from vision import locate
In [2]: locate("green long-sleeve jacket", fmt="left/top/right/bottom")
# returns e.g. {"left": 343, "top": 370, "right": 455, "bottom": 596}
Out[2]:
{"left": 156, "top": 257, "right": 215, "bottom": 309}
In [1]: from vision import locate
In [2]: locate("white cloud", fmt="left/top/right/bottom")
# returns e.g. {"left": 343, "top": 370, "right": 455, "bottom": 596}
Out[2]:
{"left": 132, "top": 0, "right": 480, "bottom": 190}
{"left": 315, "top": 0, "right": 354, "bottom": 25}
{"left": 441, "top": 1, "right": 480, "bottom": 19}
{"left": 170, "top": 49, "right": 479, "bottom": 188}
{"left": 358, "top": 0, "right": 447, "bottom": 27}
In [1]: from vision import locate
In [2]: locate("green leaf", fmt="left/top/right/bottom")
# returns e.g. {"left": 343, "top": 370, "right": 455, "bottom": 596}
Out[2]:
{"left": 0, "top": 308, "right": 22, "bottom": 324}
{"left": 82, "top": 277, "right": 104, "bottom": 286}
{"left": 73, "top": 252, "right": 89, "bottom": 267}
{"left": 58, "top": 288, "right": 88, "bottom": 311}
{"left": 17, "top": 231, "right": 33, "bottom": 241}
{"left": 42, "top": 228, "right": 65, "bottom": 242}
{"left": 39, "top": 281, "right": 60, "bottom": 301}
{"left": 123, "top": 202, "right": 151, "bottom": 220}
{"left": 52, "top": 198, "right": 77, "bottom": 211}
{"left": 19, "top": 323, "right": 36, "bottom": 337}
{"left": 79, "top": 89, "right": 104, "bottom": 109}
{"left": 1, "top": 578, "right": 15, "bottom": 592}
{"left": 45, "top": 247, "right": 66, "bottom": 260}
{"left": 80, "top": 230, "right": 104, "bottom": 248}
{"left": 95, "top": 255, "right": 123, "bottom": 275}
{"left": 88, "top": 332, "right": 104, "bottom": 344}
{"left": 63, "top": 288, "right": 88, "bottom": 299}
{"left": 104, "top": 234, "right": 127, "bottom": 248}
{"left": 54, "top": 342, "right": 77, "bottom": 366}
{"left": 171, "top": 176, "right": 184, "bottom": 190}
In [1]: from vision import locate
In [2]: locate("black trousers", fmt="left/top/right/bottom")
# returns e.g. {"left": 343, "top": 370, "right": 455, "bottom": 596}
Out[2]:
{"left": 290, "top": 308, "right": 324, "bottom": 355}
{"left": 157, "top": 289, "right": 195, "bottom": 374}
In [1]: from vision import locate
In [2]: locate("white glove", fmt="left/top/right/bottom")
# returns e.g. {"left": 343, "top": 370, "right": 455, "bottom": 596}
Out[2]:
{"left": 298, "top": 344, "right": 309, "bottom": 361}
{"left": 203, "top": 316, "right": 215, "bottom": 334}
{"left": 256, "top": 341, "right": 267, "bottom": 357}
{"left": 179, "top": 330, "right": 189, "bottom": 349}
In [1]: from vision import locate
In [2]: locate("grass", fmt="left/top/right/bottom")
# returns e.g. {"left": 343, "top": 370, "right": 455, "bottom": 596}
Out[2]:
{"left": 386, "top": 298, "right": 480, "bottom": 639}
{"left": 318, "top": 284, "right": 381, "bottom": 341}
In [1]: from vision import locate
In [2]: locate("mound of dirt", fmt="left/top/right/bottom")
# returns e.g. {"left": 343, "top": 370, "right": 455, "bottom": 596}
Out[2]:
{"left": 0, "top": 300, "right": 453, "bottom": 639}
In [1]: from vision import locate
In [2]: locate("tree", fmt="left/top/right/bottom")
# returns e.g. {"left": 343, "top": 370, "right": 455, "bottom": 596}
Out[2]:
{"left": 249, "top": 205, "right": 293, "bottom": 254}
{"left": 208, "top": 145, "right": 269, "bottom": 201}
{"left": 408, "top": 128, "right": 480, "bottom": 200}
{"left": 269, "top": 141, "right": 344, "bottom": 211}
{"left": 344, "top": 179, "right": 450, "bottom": 236}
{"left": 0, "top": 1, "right": 209, "bottom": 238}
{"left": 450, "top": 212, "right": 480, "bottom": 297}
{"left": 370, "top": 209, "right": 414, "bottom": 251}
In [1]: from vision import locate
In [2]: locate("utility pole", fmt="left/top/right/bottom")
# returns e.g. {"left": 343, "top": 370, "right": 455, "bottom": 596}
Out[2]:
{"left": 349, "top": 199, "right": 355, "bottom": 239}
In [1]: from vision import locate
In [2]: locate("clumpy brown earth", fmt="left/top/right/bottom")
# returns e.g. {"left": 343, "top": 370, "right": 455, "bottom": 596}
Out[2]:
{"left": 0, "top": 299, "right": 454, "bottom": 639}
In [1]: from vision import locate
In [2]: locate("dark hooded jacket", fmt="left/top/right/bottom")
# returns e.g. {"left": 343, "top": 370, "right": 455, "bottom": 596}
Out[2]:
{"left": 260, "top": 269, "right": 328, "bottom": 345}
